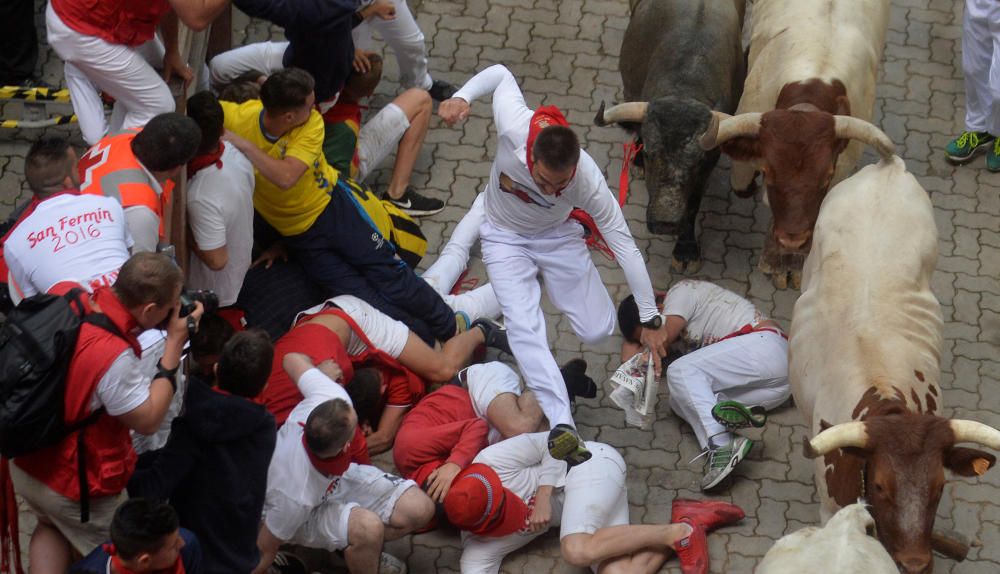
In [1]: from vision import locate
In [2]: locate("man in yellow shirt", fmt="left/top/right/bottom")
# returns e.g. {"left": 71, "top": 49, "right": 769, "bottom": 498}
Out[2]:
{"left": 222, "top": 68, "right": 459, "bottom": 346}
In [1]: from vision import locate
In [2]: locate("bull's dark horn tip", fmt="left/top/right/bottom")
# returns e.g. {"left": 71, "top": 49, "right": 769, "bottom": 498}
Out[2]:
{"left": 802, "top": 437, "right": 819, "bottom": 459}
{"left": 594, "top": 101, "right": 608, "bottom": 127}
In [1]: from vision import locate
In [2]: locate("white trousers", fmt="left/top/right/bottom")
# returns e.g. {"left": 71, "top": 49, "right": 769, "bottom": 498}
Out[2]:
{"left": 423, "top": 194, "right": 500, "bottom": 321}
{"left": 964, "top": 0, "right": 1000, "bottom": 134}
{"left": 481, "top": 219, "right": 616, "bottom": 429}
{"left": 667, "top": 331, "right": 791, "bottom": 449}
{"left": 208, "top": 41, "right": 289, "bottom": 88}
{"left": 46, "top": 3, "right": 173, "bottom": 146}
{"left": 353, "top": 0, "right": 432, "bottom": 90}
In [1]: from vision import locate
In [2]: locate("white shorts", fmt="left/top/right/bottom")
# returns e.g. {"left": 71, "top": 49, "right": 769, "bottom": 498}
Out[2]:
{"left": 463, "top": 362, "right": 523, "bottom": 419}
{"left": 288, "top": 463, "right": 415, "bottom": 551}
{"left": 295, "top": 295, "right": 410, "bottom": 359}
{"left": 357, "top": 103, "right": 410, "bottom": 181}
{"left": 560, "top": 442, "right": 629, "bottom": 539}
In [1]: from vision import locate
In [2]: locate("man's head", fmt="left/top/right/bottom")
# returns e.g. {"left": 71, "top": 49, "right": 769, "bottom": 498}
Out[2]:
{"left": 617, "top": 294, "right": 642, "bottom": 344}
{"left": 130, "top": 112, "right": 202, "bottom": 180}
{"left": 530, "top": 126, "right": 579, "bottom": 195}
{"left": 25, "top": 136, "right": 79, "bottom": 198}
{"left": 113, "top": 252, "right": 183, "bottom": 330}
{"left": 304, "top": 398, "right": 357, "bottom": 459}
{"left": 217, "top": 329, "right": 274, "bottom": 398}
{"left": 219, "top": 81, "right": 262, "bottom": 104}
{"left": 341, "top": 54, "right": 383, "bottom": 103}
{"left": 345, "top": 367, "right": 384, "bottom": 433}
{"left": 109, "top": 499, "right": 185, "bottom": 572}
{"left": 189, "top": 314, "right": 234, "bottom": 378}
{"left": 186, "top": 91, "right": 224, "bottom": 156}
{"left": 260, "top": 68, "right": 316, "bottom": 134}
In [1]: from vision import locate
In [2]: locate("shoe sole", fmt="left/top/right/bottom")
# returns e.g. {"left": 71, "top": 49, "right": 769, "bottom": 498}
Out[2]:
{"left": 548, "top": 430, "right": 592, "bottom": 466}
{"left": 711, "top": 403, "right": 767, "bottom": 430}
{"left": 945, "top": 140, "right": 994, "bottom": 163}
{"left": 701, "top": 441, "right": 753, "bottom": 491}
{"left": 397, "top": 206, "right": 446, "bottom": 217}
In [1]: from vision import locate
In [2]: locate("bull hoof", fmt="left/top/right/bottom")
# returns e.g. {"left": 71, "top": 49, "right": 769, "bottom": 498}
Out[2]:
{"left": 790, "top": 270, "right": 803, "bottom": 290}
{"left": 733, "top": 177, "right": 758, "bottom": 199}
{"left": 757, "top": 256, "right": 776, "bottom": 276}
{"left": 772, "top": 271, "right": 789, "bottom": 290}
{"left": 671, "top": 255, "right": 703, "bottom": 274}
{"left": 671, "top": 240, "right": 701, "bottom": 274}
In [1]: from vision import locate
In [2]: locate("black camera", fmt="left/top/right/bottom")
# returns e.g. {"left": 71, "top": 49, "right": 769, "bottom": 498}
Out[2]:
{"left": 179, "top": 289, "right": 219, "bottom": 317}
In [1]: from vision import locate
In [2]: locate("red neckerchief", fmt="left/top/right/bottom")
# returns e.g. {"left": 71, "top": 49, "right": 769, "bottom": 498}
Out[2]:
{"left": 525, "top": 105, "right": 570, "bottom": 175}
{"left": 299, "top": 425, "right": 351, "bottom": 477}
{"left": 186, "top": 142, "right": 224, "bottom": 178}
{"left": 104, "top": 544, "right": 185, "bottom": 574}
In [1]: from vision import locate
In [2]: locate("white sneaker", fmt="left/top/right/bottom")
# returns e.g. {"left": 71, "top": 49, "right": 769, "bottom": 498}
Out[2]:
{"left": 379, "top": 552, "right": 408, "bottom": 574}
{"left": 700, "top": 436, "right": 753, "bottom": 491}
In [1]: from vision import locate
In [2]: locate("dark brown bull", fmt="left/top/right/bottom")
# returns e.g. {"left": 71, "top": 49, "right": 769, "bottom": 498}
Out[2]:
{"left": 804, "top": 398, "right": 1000, "bottom": 574}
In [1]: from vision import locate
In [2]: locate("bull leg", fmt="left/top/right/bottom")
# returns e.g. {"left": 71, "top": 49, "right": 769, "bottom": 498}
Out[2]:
{"left": 671, "top": 186, "right": 705, "bottom": 273}
{"left": 758, "top": 223, "right": 807, "bottom": 290}
{"left": 931, "top": 530, "right": 971, "bottom": 562}
{"left": 730, "top": 159, "right": 758, "bottom": 198}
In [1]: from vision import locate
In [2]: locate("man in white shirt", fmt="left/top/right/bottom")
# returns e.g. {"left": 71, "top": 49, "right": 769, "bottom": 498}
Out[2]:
{"left": 184, "top": 91, "right": 255, "bottom": 307}
{"left": 254, "top": 352, "right": 434, "bottom": 574}
{"left": 439, "top": 65, "right": 669, "bottom": 466}
{"left": 619, "top": 280, "right": 792, "bottom": 491}
{"left": 443, "top": 432, "right": 743, "bottom": 574}
{"left": 4, "top": 136, "right": 132, "bottom": 302}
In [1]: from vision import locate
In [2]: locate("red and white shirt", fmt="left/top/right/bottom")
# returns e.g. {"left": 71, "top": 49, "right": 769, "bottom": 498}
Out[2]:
{"left": 661, "top": 280, "right": 763, "bottom": 350}
{"left": 5, "top": 194, "right": 132, "bottom": 300}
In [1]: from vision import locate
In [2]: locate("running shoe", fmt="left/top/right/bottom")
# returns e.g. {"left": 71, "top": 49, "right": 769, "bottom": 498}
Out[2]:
{"left": 700, "top": 437, "right": 753, "bottom": 491}
{"left": 988, "top": 138, "right": 1000, "bottom": 172}
{"left": 429, "top": 79, "right": 458, "bottom": 102}
{"left": 711, "top": 400, "right": 768, "bottom": 431}
{"left": 672, "top": 520, "right": 710, "bottom": 574}
{"left": 944, "top": 130, "right": 995, "bottom": 163}
{"left": 268, "top": 551, "right": 306, "bottom": 574}
{"left": 379, "top": 552, "right": 408, "bottom": 574}
{"left": 386, "top": 186, "right": 445, "bottom": 217}
{"left": 472, "top": 318, "right": 512, "bottom": 354}
{"left": 671, "top": 499, "right": 745, "bottom": 533}
{"left": 547, "top": 424, "right": 592, "bottom": 467}
{"left": 560, "top": 358, "right": 596, "bottom": 403}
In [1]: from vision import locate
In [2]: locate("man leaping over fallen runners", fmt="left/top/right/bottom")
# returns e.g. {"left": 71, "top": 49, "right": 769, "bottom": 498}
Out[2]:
{"left": 439, "top": 65, "right": 669, "bottom": 467}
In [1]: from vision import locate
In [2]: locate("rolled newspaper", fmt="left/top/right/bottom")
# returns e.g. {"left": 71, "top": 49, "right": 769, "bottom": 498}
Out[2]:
{"left": 607, "top": 348, "right": 660, "bottom": 429}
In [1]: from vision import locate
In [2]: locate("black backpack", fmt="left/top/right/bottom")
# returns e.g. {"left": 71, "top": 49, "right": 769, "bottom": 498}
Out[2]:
{"left": 0, "top": 289, "right": 125, "bottom": 521}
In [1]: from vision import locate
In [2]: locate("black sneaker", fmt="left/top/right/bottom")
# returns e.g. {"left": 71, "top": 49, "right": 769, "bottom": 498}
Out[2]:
{"left": 428, "top": 79, "right": 458, "bottom": 102}
{"left": 268, "top": 551, "right": 306, "bottom": 574}
{"left": 386, "top": 186, "right": 445, "bottom": 217}
{"left": 560, "top": 358, "right": 596, "bottom": 403}
{"left": 472, "top": 318, "right": 512, "bottom": 354}
{"left": 547, "top": 424, "right": 592, "bottom": 467}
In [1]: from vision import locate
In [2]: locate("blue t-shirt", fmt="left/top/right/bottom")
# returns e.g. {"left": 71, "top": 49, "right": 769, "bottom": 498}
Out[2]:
{"left": 69, "top": 528, "right": 203, "bottom": 574}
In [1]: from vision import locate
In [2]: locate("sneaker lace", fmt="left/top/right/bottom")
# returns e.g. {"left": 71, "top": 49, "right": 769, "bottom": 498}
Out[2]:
{"left": 993, "top": 137, "right": 1000, "bottom": 156}
{"left": 957, "top": 131, "right": 979, "bottom": 150}
{"left": 708, "top": 444, "right": 734, "bottom": 470}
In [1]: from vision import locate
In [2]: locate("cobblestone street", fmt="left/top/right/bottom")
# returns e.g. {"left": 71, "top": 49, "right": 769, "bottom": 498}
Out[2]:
{"left": 1, "top": 0, "right": 998, "bottom": 572}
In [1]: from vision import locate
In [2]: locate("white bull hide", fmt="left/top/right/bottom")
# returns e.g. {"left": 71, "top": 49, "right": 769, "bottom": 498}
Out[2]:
{"left": 756, "top": 503, "right": 898, "bottom": 573}
{"left": 732, "top": 0, "right": 891, "bottom": 189}
{"left": 789, "top": 156, "right": 942, "bottom": 521}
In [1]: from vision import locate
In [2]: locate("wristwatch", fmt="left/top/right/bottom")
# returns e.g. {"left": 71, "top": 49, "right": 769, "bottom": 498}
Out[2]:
{"left": 155, "top": 359, "right": 179, "bottom": 394}
{"left": 641, "top": 315, "right": 663, "bottom": 330}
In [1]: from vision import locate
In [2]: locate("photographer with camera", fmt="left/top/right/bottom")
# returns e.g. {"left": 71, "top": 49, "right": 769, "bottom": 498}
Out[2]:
{"left": 9, "top": 252, "right": 204, "bottom": 573}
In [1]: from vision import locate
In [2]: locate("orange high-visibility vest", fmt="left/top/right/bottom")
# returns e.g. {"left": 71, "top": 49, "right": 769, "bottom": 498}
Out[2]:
{"left": 78, "top": 130, "right": 174, "bottom": 239}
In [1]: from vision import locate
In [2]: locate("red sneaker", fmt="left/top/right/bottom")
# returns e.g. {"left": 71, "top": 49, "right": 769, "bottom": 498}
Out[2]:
{"left": 673, "top": 520, "right": 709, "bottom": 574}
{"left": 671, "top": 499, "right": 745, "bottom": 533}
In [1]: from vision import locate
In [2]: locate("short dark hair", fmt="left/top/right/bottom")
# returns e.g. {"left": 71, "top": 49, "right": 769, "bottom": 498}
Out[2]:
{"left": 113, "top": 252, "right": 183, "bottom": 309}
{"left": 532, "top": 125, "right": 580, "bottom": 172}
{"left": 25, "top": 136, "right": 74, "bottom": 197}
{"left": 189, "top": 314, "right": 234, "bottom": 363}
{"left": 109, "top": 499, "right": 180, "bottom": 561}
{"left": 217, "top": 329, "right": 274, "bottom": 398}
{"left": 131, "top": 112, "right": 202, "bottom": 172}
{"left": 218, "top": 81, "right": 261, "bottom": 104}
{"left": 617, "top": 294, "right": 641, "bottom": 344}
{"left": 186, "top": 91, "right": 224, "bottom": 156}
{"left": 304, "top": 398, "right": 355, "bottom": 456}
{"left": 346, "top": 368, "right": 383, "bottom": 426}
{"left": 342, "top": 54, "right": 383, "bottom": 102}
{"left": 260, "top": 68, "right": 315, "bottom": 115}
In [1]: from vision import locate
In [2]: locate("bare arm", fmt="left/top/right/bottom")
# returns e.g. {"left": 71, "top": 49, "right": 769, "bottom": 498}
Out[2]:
{"left": 365, "top": 405, "right": 408, "bottom": 454}
{"left": 192, "top": 244, "right": 228, "bottom": 271}
{"left": 251, "top": 524, "right": 283, "bottom": 574}
{"left": 168, "top": 0, "right": 231, "bottom": 31}
{"left": 223, "top": 130, "right": 308, "bottom": 190}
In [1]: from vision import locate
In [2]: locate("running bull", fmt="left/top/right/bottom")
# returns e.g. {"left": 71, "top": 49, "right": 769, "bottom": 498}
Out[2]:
{"left": 595, "top": 0, "right": 746, "bottom": 271}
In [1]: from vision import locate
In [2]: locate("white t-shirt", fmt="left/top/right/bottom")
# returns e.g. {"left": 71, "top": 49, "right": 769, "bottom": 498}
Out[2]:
{"left": 661, "top": 280, "right": 762, "bottom": 350}
{"left": 185, "top": 143, "right": 255, "bottom": 307}
{"left": 452, "top": 65, "right": 658, "bottom": 322}
{"left": 263, "top": 368, "right": 354, "bottom": 541}
{"left": 4, "top": 194, "right": 132, "bottom": 299}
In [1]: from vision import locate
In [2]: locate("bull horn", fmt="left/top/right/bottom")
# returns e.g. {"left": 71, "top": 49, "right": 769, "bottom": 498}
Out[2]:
{"left": 833, "top": 115, "right": 896, "bottom": 160}
{"left": 594, "top": 101, "right": 648, "bottom": 127}
{"left": 950, "top": 420, "right": 1000, "bottom": 450}
{"left": 803, "top": 421, "right": 869, "bottom": 459}
{"left": 698, "top": 112, "right": 762, "bottom": 150}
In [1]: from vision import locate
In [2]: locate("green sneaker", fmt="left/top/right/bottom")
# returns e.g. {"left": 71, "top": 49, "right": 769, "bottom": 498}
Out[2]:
{"left": 711, "top": 400, "right": 768, "bottom": 431}
{"left": 987, "top": 138, "right": 1000, "bottom": 172}
{"left": 700, "top": 437, "right": 753, "bottom": 491}
{"left": 945, "top": 131, "right": 995, "bottom": 163}
{"left": 547, "top": 424, "right": 592, "bottom": 467}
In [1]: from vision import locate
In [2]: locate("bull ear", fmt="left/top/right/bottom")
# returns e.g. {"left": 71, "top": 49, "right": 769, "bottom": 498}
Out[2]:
{"left": 945, "top": 447, "right": 997, "bottom": 477}
{"left": 720, "top": 137, "right": 762, "bottom": 162}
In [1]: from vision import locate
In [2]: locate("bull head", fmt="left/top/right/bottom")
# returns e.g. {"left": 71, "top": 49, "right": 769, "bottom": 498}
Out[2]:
{"left": 596, "top": 98, "right": 719, "bottom": 235}
{"left": 698, "top": 110, "right": 895, "bottom": 252}
{"left": 804, "top": 417, "right": 1000, "bottom": 574}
